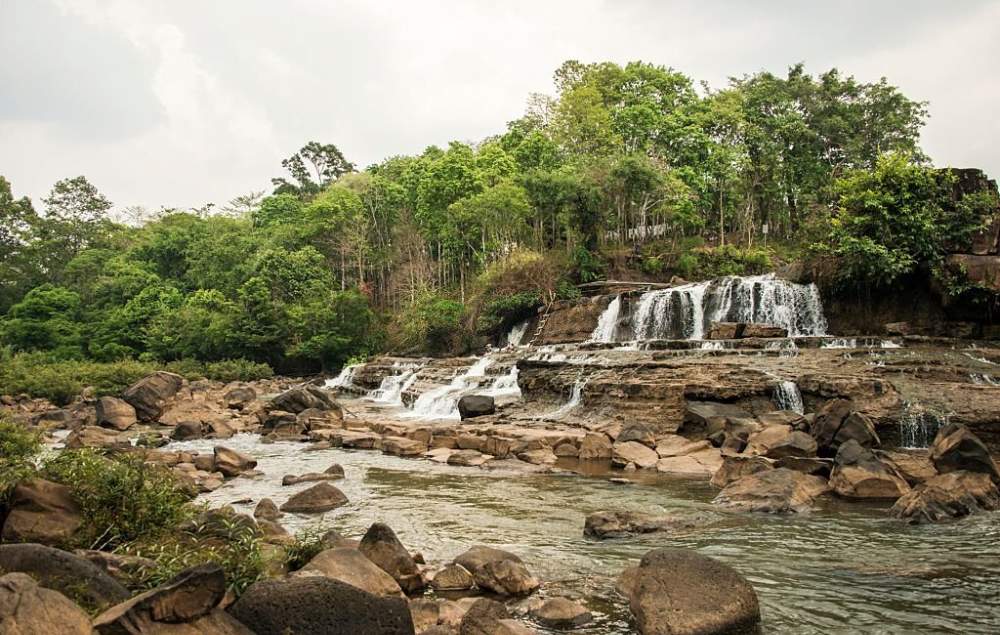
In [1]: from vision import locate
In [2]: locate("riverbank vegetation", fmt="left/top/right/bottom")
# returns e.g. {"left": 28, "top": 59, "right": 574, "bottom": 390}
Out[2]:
{"left": 2, "top": 60, "right": 996, "bottom": 373}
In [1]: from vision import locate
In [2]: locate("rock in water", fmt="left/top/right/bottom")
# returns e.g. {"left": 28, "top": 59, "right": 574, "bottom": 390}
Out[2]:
{"left": 359, "top": 523, "right": 426, "bottom": 593}
{"left": 0, "top": 572, "right": 92, "bottom": 635}
{"left": 299, "top": 547, "right": 404, "bottom": 597}
{"left": 810, "top": 399, "right": 879, "bottom": 455}
{"left": 254, "top": 498, "right": 282, "bottom": 520}
{"left": 529, "top": 597, "right": 592, "bottom": 628}
{"left": 459, "top": 598, "right": 511, "bottom": 635}
{"left": 713, "top": 468, "right": 829, "bottom": 513}
{"left": 213, "top": 446, "right": 257, "bottom": 477}
{"left": 453, "top": 546, "right": 539, "bottom": 596}
{"left": 458, "top": 395, "right": 496, "bottom": 420}
{"left": 612, "top": 441, "right": 659, "bottom": 469}
{"left": 270, "top": 385, "right": 341, "bottom": 414}
{"left": 891, "top": 471, "right": 1000, "bottom": 523}
{"left": 710, "top": 455, "right": 774, "bottom": 489}
{"left": 95, "top": 396, "right": 137, "bottom": 431}
{"left": 929, "top": 424, "right": 1000, "bottom": 483}
{"left": 624, "top": 547, "right": 760, "bottom": 635}
{"left": 280, "top": 482, "right": 348, "bottom": 513}
{"left": 579, "top": 432, "right": 613, "bottom": 460}
{"left": 829, "top": 440, "right": 910, "bottom": 499}
{"left": 431, "top": 564, "right": 476, "bottom": 591}
{"left": 123, "top": 371, "right": 184, "bottom": 422}
{"left": 229, "top": 576, "right": 415, "bottom": 635}
{"left": 0, "top": 479, "right": 83, "bottom": 545}
{"left": 0, "top": 544, "right": 130, "bottom": 610}
{"left": 584, "top": 511, "right": 710, "bottom": 539}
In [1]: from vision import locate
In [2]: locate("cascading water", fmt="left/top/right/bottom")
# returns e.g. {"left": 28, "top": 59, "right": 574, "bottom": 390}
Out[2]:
{"left": 544, "top": 377, "right": 586, "bottom": 418}
{"left": 368, "top": 368, "right": 420, "bottom": 406}
{"left": 898, "top": 403, "right": 948, "bottom": 449}
{"left": 773, "top": 380, "right": 804, "bottom": 414}
{"left": 326, "top": 364, "right": 358, "bottom": 389}
{"left": 406, "top": 357, "right": 494, "bottom": 420}
{"left": 590, "top": 295, "right": 622, "bottom": 343}
{"left": 628, "top": 274, "right": 827, "bottom": 341}
{"left": 504, "top": 320, "right": 529, "bottom": 348}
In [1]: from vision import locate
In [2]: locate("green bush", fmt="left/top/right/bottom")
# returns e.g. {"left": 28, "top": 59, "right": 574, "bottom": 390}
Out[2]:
{"left": 41, "top": 450, "right": 194, "bottom": 550}
{"left": 203, "top": 359, "right": 275, "bottom": 382}
{"left": 0, "top": 418, "right": 41, "bottom": 499}
{"left": 283, "top": 524, "right": 331, "bottom": 572}
{"left": 0, "top": 352, "right": 156, "bottom": 404}
{"left": 671, "top": 245, "right": 772, "bottom": 280}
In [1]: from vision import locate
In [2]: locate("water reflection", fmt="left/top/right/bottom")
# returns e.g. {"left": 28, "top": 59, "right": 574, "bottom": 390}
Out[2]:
{"left": 168, "top": 434, "right": 1000, "bottom": 634}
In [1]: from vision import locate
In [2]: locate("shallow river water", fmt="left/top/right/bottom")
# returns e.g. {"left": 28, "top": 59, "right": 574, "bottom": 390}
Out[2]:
{"left": 168, "top": 433, "right": 1000, "bottom": 634}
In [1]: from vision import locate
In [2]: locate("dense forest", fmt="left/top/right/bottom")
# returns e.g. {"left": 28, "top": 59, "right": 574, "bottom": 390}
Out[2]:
{"left": 1, "top": 60, "right": 996, "bottom": 381}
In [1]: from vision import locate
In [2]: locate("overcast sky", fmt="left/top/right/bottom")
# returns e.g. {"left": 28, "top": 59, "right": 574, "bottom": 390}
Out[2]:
{"left": 2, "top": 0, "right": 999, "bottom": 212}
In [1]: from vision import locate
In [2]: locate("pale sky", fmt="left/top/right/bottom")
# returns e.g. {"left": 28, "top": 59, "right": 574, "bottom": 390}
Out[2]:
{"left": 2, "top": 0, "right": 999, "bottom": 212}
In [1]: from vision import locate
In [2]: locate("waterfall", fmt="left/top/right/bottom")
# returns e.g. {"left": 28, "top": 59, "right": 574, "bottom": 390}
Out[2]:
{"left": 773, "top": 381, "right": 804, "bottom": 414}
{"left": 898, "top": 403, "right": 948, "bottom": 449}
{"left": 326, "top": 364, "right": 358, "bottom": 389}
{"left": 368, "top": 368, "right": 420, "bottom": 406}
{"left": 629, "top": 274, "right": 826, "bottom": 341}
{"left": 504, "top": 320, "right": 529, "bottom": 348}
{"left": 545, "top": 377, "right": 586, "bottom": 418}
{"left": 406, "top": 357, "right": 494, "bottom": 420}
{"left": 590, "top": 295, "right": 622, "bottom": 343}
{"left": 482, "top": 365, "right": 522, "bottom": 400}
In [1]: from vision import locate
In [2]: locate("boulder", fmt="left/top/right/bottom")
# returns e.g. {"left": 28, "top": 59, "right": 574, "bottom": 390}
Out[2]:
{"left": 1, "top": 479, "right": 82, "bottom": 545}
{"left": 528, "top": 597, "right": 592, "bottom": 628}
{"left": 299, "top": 547, "right": 404, "bottom": 597}
{"left": 774, "top": 456, "right": 833, "bottom": 477}
{"left": 280, "top": 482, "right": 349, "bottom": 513}
{"left": 655, "top": 435, "right": 710, "bottom": 458}
{"left": 229, "top": 575, "right": 414, "bottom": 635}
{"left": 64, "top": 426, "right": 129, "bottom": 450}
{"left": 0, "top": 544, "right": 130, "bottom": 610}
{"left": 624, "top": 547, "right": 760, "bottom": 635}
{"left": 517, "top": 448, "right": 557, "bottom": 466}
{"left": 282, "top": 468, "right": 344, "bottom": 486}
{"left": 929, "top": 424, "right": 1000, "bottom": 483}
{"left": 270, "top": 385, "right": 341, "bottom": 415}
{"left": 454, "top": 547, "right": 537, "bottom": 597}
{"left": 224, "top": 386, "right": 256, "bottom": 410}
{"left": 172, "top": 421, "right": 204, "bottom": 441}
{"left": 578, "top": 432, "right": 613, "bottom": 460}
{"left": 458, "top": 395, "right": 496, "bottom": 420}
{"left": 890, "top": 471, "right": 1000, "bottom": 524}
{"left": 447, "top": 449, "right": 491, "bottom": 467}
{"left": 654, "top": 448, "right": 724, "bottom": 478}
{"left": 617, "top": 423, "right": 656, "bottom": 448}
{"left": 829, "top": 440, "right": 910, "bottom": 499}
{"left": 612, "top": 441, "right": 659, "bottom": 469}
{"left": 409, "top": 598, "right": 440, "bottom": 632}
{"left": 680, "top": 402, "right": 753, "bottom": 439}
{"left": 710, "top": 455, "right": 774, "bottom": 489}
{"left": 0, "top": 572, "right": 92, "bottom": 634}
{"left": 75, "top": 550, "right": 157, "bottom": 587}
{"left": 213, "top": 446, "right": 257, "bottom": 478}
{"left": 431, "top": 564, "right": 476, "bottom": 591}
{"left": 584, "top": 511, "right": 711, "bottom": 539}
{"left": 95, "top": 396, "right": 137, "bottom": 431}
{"left": 123, "top": 371, "right": 184, "bottom": 422}
{"left": 759, "top": 430, "right": 817, "bottom": 460}
{"left": 382, "top": 436, "right": 429, "bottom": 457}
{"left": 92, "top": 564, "right": 249, "bottom": 634}
{"left": 877, "top": 450, "right": 936, "bottom": 485}
{"left": 713, "top": 468, "right": 829, "bottom": 513}
{"left": 359, "top": 523, "right": 426, "bottom": 593}
{"left": 810, "top": 400, "right": 879, "bottom": 455}
{"left": 459, "top": 598, "right": 511, "bottom": 635}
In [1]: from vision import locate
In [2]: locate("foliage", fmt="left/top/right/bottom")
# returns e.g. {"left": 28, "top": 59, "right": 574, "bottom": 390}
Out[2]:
{"left": 40, "top": 449, "right": 194, "bottom": 550}
{"left": 0, "top": 418, "right": 42, "bottom": 500}
{"left": 389, "top": 293, "right": 470, "bottom": 356}
{"left": 282, "top": 524, "right": 331, "bottom": 572}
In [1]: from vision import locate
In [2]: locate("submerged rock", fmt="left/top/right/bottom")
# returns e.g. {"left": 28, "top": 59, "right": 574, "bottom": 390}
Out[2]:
{"left": 584, "top": 510, "right": 712, "bottom": 539}
{"left": 623, "top": 547, "right": 760, "bottom": 635}
{"left": 229, "top": 575, "right": 414, "bottom": 635}
{"left": 713, "top": 468, "right": 829, "bottom": 513}
{"left": 213, "top": 446, "right": 257, "bottom": 478}
{"left": 891, "top": 471, "right": 1000, "bottom": 524}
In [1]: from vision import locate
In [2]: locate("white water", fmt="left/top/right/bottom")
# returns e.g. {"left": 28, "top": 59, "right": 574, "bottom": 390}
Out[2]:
{"left": 368, "top": 368, "right": 420, "bottom": 406}
{"left": 898, "top": 403, "right": 948, "bottom": 449}
{"left": 629, "top": 274, "right": 827, "bottom": 341}
{"left": 325, "top": 364, "right": 358, "bottom": 389}
{"left": 405, "top": 357, "right": 494, "bottom": 420}
{"left": 544, "top": 377, "right": 586, "bottom": 418}
{"left": 504, "top": 320, "right": 529, "bottom": 348}
{"left": 971, "top": 373, "right": 999, "bottom": 386}
{"left": 773, "top": 380, "right": 805, "bottom": 414}
{"left": 590, "top": 295, "right": 622, "bottom": 343}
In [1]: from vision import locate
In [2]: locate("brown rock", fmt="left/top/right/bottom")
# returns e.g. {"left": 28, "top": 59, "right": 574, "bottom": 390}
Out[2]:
{"left": 224, "top": 386, "right": 256, "bottom": 410}
{"left": 830, "top": 440, "right": 910, "bottom": 500}
{"left": 280, "top": 482, "right": 349, "bottom": 513}
{"left": 0, "top": 572, "right": 92, "bottom": 635}
{"left": 123, "top": 371, "right": 184, "bottom": 422}
{"left": 612, "top": 441, "right": 659, "bottom": 469}
{"left": 710, "top": 455, "right": 775, "bottom": 489}
{"left": 891, "top": 471, "right": 1000, "bottom": 524}
{"left": 432, "top": 564, "right": 476, "bottom": 591}
{"left": 95, "top": 396, "right": 137, "bottom": 431}
{"left": 578, "top": 432, "right": 613, "bottom": 460}
{"left": 298, "top": 547, "right": 404, "bottom": 597}
{"left": 810, "top": 400, "right": 880, "bottom": 455}
{"left": 0, "top": 544, "right": 129, "bottom": 610}
{"left": 1, "top": 479, "right": 82, "bottom": 545}
{"left": 254, "top": 498, "right": 282, "bottom": 521}
{"left": 359, "top": 523, "right": 425, "bottom": 593}
{"left": 584, "top": 510, "right": 711, "bottom": 539}
{"left": 713, "top": 468, "right": 829, "bottom": 513}
{"left": 382, "top": 436, "right": 428, "bottom": 457}
{"left": 448, "top": 449, "right": 491, "bottom": 467}
{"left": 213, "top": 446, "right": 257, "bottom": 478}
{"left": 929, "top": 424, "right": 1000, "bottom": 483}
{"left": 528, "top": 597, "right": 592, "bottom": 628}
{"left": 454, "top": 547, "right": 537, "bottom": 597}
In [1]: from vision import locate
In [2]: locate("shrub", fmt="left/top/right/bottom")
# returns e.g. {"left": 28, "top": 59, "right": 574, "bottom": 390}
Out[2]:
{"left": 0, "top": 418, "right": 41, "bottom": 499}
{"left": 41, "top": 450, "right": 194, "bottom": 550}
{"left": 0, "top": 353, "right": 156, "bottom": 404}
{"left": 203, "top": 359, "right": 274, "bottom": 382}
{"left": 283, "top": 524, "right": 331, "bottom": 572}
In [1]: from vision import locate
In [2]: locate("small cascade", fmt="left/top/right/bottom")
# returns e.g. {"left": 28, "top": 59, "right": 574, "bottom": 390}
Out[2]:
{"left": 406, "top": 357, "right": 493, "bottom": 419}
{"left": 766, "top": 339, "right": 799, "bottom": 357}
{"left": 545, "top": 377, "right": 586, "bottom": 418}
{"left": 590, "top": 295, "right": 622, "bottom": 343}
{"left": 368, "top": 368, "right": 420, "bottom": 406}
{"left": 898, "top": 403, "right": 948, "bottom": 449}
{"left": 970, "top": 373, "right": 999, "bottom": 386}
{"left": 629, "top": 274, "right": 826, "bottom": 341}
{"left": 821, "top": 338, "right": 857, "bottom": 349}
{"left": 773, "top": 380, "right": 804, "bottom": 414}
{"left": 700, "top": 340, "right": 727, "bottom": 351}
{"left": 326, "top": 364, "right": 358, "bottom": 390}
{"left": 481, "top": 365, "right": 522, "bottom": 400}
{"left": 504, "top": 320, "right": 529, "bottom": 348}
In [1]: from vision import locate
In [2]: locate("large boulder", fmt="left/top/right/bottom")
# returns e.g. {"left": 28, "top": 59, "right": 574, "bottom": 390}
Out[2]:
{"left": 458, "top": 395, "right": 496, "bottom": 420}
{"left": 623, "top": 547, "right": 760, "bottom": 635}
{"left": 890, "top": 471, "right": 1000, "bottom": 523}
{"left": 0, "top": 572, "right": 92, "bottom": 635}
{"left": 810, "top": 400, "right": 880, "bottom": 456}
{"left": 213, "top": 446, "right": 257, "bottom": 478}
{"left": 0, "top": 544, "right": 130, "bottom": 610}
{"left": 123, "top": 371, "right": 184, "bottom": 422}
{"left": 299, "top": 547, "right": 404, "bottom": 597}
{"left": 829, "top": 440, "right": 910, "bottom": 500}
{"left": 929, "top": 424, "right": 1000, "bottom": 483}
{"left": 612, "top": 441, "right": 659, "bottom": 469}
{"left": 280, "top": 482, "right": 349, "bottom": 513}
{"left": 270, "top": 385, "right": 341, "bottom": 415}
{"left": 223, "top": 386, "right": 256, "bottom": 410}
{"left": 459, "top": 598, "right": 526, "bottom": 635}
{"left": 359, "top": 523, "right": 426, "bottom": 593}
{"left": 1, "top": 479, "right": 82, "bottom": 545}
{"left": 171, "top": 421, "right": 204, "bottom": 441}
{"left": 746, "top": 426, "right": 816, "bottom": 459}
{"left": 578, "top": 432, "right": 613, "bottom": 460}
{"left": 618, "top": 423, "right": 656, "bottom": 448}
{"left": 93, "top": 563, "right": 250, "bottom": 634}
{"left": 95, "top": 396, "right": 137, "bottom": 431}
{"left": 228, "top": 575, "right": 415, "bottom": 635}
{"left": 64, "top": 426, "right": 129, "bottom": 450}
{"left": 713, "top": 468, "right": 829, "bottom": 513}
{"left": 453, "top": 546, "right": 538, "bottom": 596}
{"left": 709, "top": 455, "right": 774, "bottom": 489}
